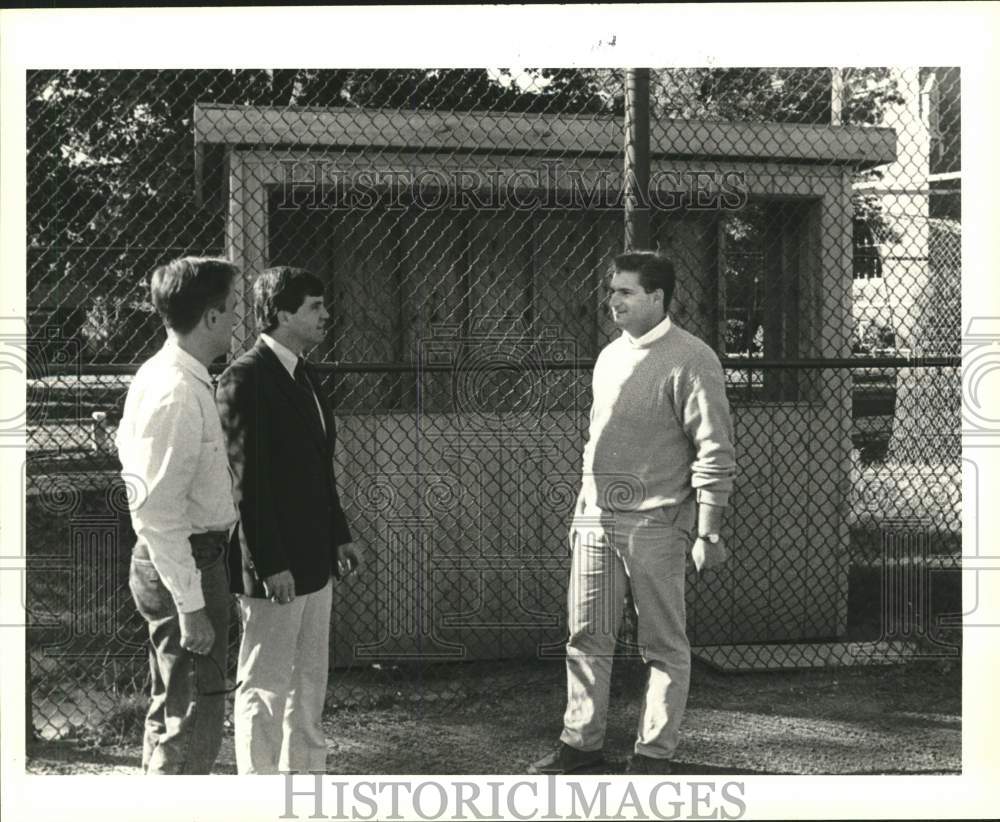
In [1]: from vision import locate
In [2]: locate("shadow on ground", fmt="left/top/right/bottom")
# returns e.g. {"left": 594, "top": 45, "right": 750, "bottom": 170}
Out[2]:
{"left": 26, "top": 657, "right": 960, "bottom": 775}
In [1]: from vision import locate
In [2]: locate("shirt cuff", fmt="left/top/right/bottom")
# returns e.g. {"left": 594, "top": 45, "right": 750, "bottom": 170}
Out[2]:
{"left": 171, "top": 579, "right": 206, "bottom": 613}
{"left": 695, "top": 488, "right": 730, "bottom": 508}
{"left": 146, "top": 550, "right": 206, "bottom": 613}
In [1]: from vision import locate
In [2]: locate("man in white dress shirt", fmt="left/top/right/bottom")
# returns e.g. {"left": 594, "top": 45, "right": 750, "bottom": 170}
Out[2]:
{"left": 116, "top": 256, "right": 240, "bottom": 774}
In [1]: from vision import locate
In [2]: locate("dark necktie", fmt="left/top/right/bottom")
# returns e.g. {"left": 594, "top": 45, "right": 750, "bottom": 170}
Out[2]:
{"left": 294, "top": 357, "right": 323, "bottom": 429}
{"left": 294, "top": 357, "right": 312, "bottom": 393}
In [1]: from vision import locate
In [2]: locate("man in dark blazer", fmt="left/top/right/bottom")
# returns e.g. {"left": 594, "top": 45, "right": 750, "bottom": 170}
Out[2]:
{"left": 216, "top": 266, "right": 360, "bottom": 774}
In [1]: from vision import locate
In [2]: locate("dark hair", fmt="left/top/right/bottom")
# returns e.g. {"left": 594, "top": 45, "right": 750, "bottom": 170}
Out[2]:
{"left": 149, "top": 257, "right": 238, "bottom": 334}
{"left": 611, "top": 251, "right": 676, "bottom": 310}
{"left": 254, "top": 266, "right": 325, "bottom": 333}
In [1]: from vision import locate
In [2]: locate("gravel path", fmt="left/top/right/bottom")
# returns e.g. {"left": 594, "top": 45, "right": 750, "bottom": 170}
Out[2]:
{"left": 26, "top": 659, "right": 960, "bottom": 775}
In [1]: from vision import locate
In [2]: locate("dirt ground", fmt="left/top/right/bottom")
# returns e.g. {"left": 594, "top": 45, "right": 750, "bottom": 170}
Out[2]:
{"left": 25, "top": 656, "right": 960, "bottom": 776}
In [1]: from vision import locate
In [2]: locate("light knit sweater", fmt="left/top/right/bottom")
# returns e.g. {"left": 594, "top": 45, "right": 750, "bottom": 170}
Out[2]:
{"left": 580, "top": 316, "right": 736, "bottom": 512}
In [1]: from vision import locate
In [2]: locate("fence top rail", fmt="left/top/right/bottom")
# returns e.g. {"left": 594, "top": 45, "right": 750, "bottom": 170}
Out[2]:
{"left": 193, "top": 103, "right": 896, "bottom": 169}
{"left": 35, "top": 356, "right": 961, "bottom": 378}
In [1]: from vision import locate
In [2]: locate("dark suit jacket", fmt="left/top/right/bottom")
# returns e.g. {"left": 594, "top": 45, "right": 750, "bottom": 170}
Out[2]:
{"left": 215, "top": 339, "right": 352, "bottom": 597}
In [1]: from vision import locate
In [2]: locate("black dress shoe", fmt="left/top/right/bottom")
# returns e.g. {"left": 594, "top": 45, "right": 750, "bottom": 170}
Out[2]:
{"left": 528, "top": 743, "right": 606, "bottom": 775}
{"left": 625, "top": 753, "right": 674, "bottom": 775}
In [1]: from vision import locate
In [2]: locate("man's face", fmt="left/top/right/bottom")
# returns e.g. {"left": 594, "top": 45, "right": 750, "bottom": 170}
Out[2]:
{"left": 608, "top": 269, "right": 664, "bottom": 338}
{"left": 280, "top": 294, "right": 329, "bottom": 351}
{"left": 208, "top": 286, "right": 238, "bottom": 358}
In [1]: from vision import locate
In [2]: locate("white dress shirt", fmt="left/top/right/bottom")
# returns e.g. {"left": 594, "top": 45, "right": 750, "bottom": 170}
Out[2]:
{"left": 116, "top": 340, "right": 237, "bottom": 612}
{"left": 260, "top": 333, "right": 326, "bottom": 433}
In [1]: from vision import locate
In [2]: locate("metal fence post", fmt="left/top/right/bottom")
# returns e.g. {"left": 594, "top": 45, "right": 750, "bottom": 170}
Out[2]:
{"left": 624, "top": 68, "right": 651, "bottom": 251}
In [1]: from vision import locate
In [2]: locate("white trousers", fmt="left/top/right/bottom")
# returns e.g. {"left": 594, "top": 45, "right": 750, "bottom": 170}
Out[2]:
{"left": 234, "top": 579, "right": 333, "bottom": 774}
{"left": 561, "top": 504, "right": 692, "bottom": 759}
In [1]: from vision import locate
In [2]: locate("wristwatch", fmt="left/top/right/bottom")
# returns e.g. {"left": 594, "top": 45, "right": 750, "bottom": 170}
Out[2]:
{"left": 698, "top": 533, "right": 721, "bottom": 544}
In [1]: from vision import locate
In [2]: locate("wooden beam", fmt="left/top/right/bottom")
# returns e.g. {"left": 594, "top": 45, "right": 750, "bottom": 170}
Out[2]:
{"left": 194, "top": 103, "right": 897, "bottom": 169}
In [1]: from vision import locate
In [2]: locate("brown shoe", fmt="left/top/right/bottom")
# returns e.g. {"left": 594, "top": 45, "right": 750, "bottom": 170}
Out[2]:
{"left": 528, "top": 743, "right": 605, "bottom": 775}
{"left": 625, "top": 753, "right": 673, "bottom": 775}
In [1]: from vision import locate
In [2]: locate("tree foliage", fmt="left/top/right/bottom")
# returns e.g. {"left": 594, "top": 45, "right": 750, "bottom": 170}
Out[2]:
{"left": 27, "top": 67, "right": 910, "bottom": 355}
{"left": 27, "top": 66, "right": 905, "bottom": 249}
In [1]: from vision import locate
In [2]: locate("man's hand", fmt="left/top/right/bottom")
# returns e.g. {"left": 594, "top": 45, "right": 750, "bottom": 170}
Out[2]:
{"left": 263, "top": 570, "right": 296, "bottom": 604}
{"left": 337, "top": 542, "right": 362, "bottom": 578}
{"left": 691, "top": 536, "right": 729, "bottom": 573}
{"left": 178, "top": 608, "right": 215, "bottom": 655}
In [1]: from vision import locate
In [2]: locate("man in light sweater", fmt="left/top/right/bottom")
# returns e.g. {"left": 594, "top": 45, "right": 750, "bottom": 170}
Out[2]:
{"left": 530, "top": 251, "right": 736, "bottom": 776}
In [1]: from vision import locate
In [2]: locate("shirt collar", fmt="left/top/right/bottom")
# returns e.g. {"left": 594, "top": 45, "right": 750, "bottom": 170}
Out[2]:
{"left": 624, "top": 314, "right": 673, "bottom": 348}
{"left": 260, "top": 333, "right": 300, "bottom": 378}
{"left": 161, "top": 338, "right": 214, "bottom": 388}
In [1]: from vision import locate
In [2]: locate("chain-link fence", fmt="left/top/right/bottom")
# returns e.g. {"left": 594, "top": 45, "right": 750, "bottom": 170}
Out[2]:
{"left": 26, "top": 67, "right": 962, "bottom": 741}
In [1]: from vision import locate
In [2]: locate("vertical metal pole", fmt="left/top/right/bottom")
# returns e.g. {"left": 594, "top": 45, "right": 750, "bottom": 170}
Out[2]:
{"left": 194, "top": 143, "right": 205, "bottom": 208}
{"left": 624, "top": 68, "right": 651, "bottom": 251}
{"left": 831, "top": 68, "right": 844, "bottom": 125}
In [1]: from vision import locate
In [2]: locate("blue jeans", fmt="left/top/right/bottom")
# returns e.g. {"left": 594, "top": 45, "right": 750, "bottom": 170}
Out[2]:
{"left": 129, "top": 533, "right": 231, "bottom": 774}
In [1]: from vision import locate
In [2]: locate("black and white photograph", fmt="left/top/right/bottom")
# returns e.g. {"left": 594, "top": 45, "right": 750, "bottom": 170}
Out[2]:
{"left": 1, "top": 4, "right": 998, "bottom": 821}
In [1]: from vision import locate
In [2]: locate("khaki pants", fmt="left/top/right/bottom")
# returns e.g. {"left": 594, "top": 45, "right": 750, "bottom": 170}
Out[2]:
{"left": 234, "top": 579, "right": 333, "bottom": 774}
{"left": 560, "top": 503, "right": 693, "bottom": 759}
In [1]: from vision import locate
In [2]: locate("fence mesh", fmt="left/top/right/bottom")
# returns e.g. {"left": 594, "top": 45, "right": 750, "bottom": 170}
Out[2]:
{"left": 25, "top": 67, "right": 962, "bottom": 741}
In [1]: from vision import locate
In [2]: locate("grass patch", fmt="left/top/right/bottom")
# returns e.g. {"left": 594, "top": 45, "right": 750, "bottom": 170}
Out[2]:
{"left": 77, "top": 694, "right": 148, "bottom": 747}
